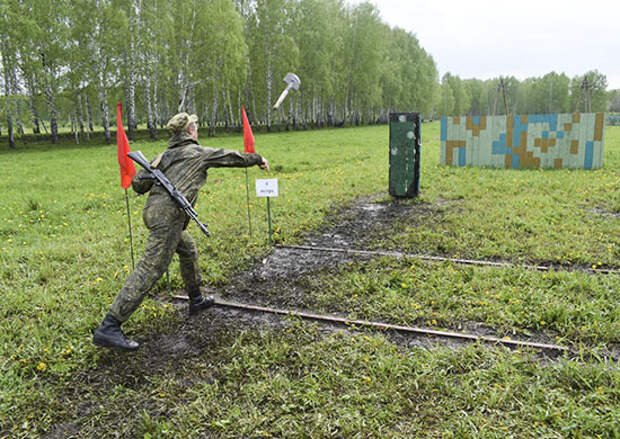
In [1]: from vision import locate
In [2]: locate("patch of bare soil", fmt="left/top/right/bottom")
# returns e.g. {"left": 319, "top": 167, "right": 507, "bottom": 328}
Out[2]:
{"left": 591, "top": 207, "right": 620, "bottom": 219}
{"left": 220, "top": 195, "right": 438, "bottom": 305}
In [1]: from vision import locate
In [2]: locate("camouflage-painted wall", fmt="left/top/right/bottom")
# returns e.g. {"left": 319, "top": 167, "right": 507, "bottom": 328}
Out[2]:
{"left": 440, "top": 113, "right": 605, "bottom": 169}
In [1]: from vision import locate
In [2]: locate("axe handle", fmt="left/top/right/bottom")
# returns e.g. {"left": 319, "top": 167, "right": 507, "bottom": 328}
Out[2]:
{"left": 273, "top": 85, "right": 291, "bottom": 110}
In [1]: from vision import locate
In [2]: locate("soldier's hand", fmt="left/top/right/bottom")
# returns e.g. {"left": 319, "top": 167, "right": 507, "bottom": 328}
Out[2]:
{"left": 259, "top": 158, "right": 269, "bottom": 171}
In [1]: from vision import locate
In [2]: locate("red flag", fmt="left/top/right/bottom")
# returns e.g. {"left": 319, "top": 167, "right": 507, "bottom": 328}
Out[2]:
{"left": 241, "top": 105, "right": 255, "bottom": 154}
{"left": 117, "top": 102, "right": 136, "bottom": 189}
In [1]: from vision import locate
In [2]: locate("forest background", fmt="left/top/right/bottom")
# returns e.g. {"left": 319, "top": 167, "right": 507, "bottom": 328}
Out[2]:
{"left": 1, "top": 0, "right": 619, "bottom": 149}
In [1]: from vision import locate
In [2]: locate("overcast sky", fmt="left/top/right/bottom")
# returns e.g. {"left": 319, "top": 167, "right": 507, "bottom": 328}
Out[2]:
{"left": 352, "top": 0, "right": 620, "bottom": 89}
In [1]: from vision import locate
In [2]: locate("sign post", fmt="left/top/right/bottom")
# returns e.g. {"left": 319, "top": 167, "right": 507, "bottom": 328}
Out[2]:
{"left": 255, "top": 179, "right": 279, "bottom": 245}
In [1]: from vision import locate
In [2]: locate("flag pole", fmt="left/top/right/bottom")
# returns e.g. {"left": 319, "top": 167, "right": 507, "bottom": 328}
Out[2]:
{"left": 245, "top": 168, "right": 252, "bottom": 236}
{"left": 117, "top": 101, "right": 137, "bottom": 270}
{"left": 124, "top": 188, "right": 135, "bottom": 269}
{"left": 241, "top": 106, "right": 255, "bottom": 237}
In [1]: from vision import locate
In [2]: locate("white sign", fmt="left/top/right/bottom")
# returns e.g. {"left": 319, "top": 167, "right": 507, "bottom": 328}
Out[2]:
{"left": 256, "top": 179, "right": 279, "bottom": 197}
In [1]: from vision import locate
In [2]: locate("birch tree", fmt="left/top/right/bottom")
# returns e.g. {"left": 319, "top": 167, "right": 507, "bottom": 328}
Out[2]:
{"left": 249, "top": 0, "right": 298, "bottom": 130}
{"left": 22, "top": 0, "right": 69, "bottom": 143}
{"left": 193, "top": 0, "right": 246, "bottom": 135}
{"left": 290, "top": 0, "right": 341, "bottom": 127}
{"left": 342, "top": 2, "right": 384, "bottom": 125}
{"left": 0, "top": 43, "right": 16, "bottom": 149}
{"left": 0, "top": 1, "right": 17, "bottom": 148}
{"left": 139, "top": 0, "right": 173, "bottom": 139}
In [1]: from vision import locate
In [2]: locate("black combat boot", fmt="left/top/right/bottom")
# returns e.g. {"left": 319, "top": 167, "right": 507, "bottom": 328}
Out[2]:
{"left": 93, "top": 314, "right": 140, "bottom": 351}
{"left": 188, "top": 289, "right": 215, "bottom": 316}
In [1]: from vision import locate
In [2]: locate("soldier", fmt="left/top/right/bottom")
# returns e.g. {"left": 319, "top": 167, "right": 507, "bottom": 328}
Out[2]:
{"left": 93, "top": 112, "right": 269, "bottom": 351}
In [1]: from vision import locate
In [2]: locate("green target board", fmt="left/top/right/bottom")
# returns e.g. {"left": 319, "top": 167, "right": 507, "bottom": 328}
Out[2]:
{"left": 389, "top": 112, "right": 421, "bottom": 197}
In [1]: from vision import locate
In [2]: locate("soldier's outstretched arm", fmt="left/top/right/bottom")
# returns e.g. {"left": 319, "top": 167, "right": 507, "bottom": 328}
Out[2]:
{"left": 201, "top": 147, "right": 264, "bottom": 169}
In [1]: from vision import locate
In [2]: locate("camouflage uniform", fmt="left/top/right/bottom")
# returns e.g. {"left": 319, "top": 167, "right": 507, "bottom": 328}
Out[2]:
{"left": 108, "top": 114, "right": 263, "bottom": 322}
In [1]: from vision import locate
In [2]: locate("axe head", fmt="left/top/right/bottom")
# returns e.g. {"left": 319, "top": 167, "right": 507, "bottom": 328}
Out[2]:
{"left": 273, "top": 73, "right": 301, "bottom": 109}
{"left": 283, "top": 73, "right": 301, "bottom": 91}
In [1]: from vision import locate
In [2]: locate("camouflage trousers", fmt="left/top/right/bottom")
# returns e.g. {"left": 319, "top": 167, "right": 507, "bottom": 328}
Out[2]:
{"left": 109, "top": 203, "right": 202, "bottom": 322}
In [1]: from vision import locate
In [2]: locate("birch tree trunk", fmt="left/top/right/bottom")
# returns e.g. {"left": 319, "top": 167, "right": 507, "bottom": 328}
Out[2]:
{"left": 85, "top": 94, "right": 94, "bottom": 132}
{"left": 3, "top": 52, "right": 16, "bottom": 149}
{"left": 75, "top": 112, "right": 80, "bottom": 143}
{"left": 77, "top": 93, "right": 87, "bottom": 140}
{"left": 153, "top": 79, "right": 160, "bottom": 132}
{"left": 237, "top": 86, "right": 242, "bottom": 131}
{"left": 248, "top": 63, "right": 257, "bottom": 125}
{"left": 45, "top": 83, "right": 59, "bottom": 143}
{"left": 327, "top": 99, "right": 331, "bottom": 127}
{"left": 209, "top": 82, "right": 218, "bottom": 137}
{"left": 295, "top": 95, "right": 301, "bottom": 130}
{"left": 126, "top": 0, "right": 141, "bottom": 140}
{"left": 126, "top": 62, "right": 136, "bottom": 140}
{"left": 14, "top": 101, "right": 25, "bottom": 138}
{"left": 287, "top": 94, "right": 293, "bottom": 131}
{"left": 9, "top": 65, "right": 25, "bottom": 139}
{"left": 226, "top": 88, "right": 234, "bottom": 129}
{"left": 145, "top": 76, "right": 156, "bottom": 139}
{"left": 91, "top": 0, "right": 110, "bottom": 142}
{"left": 160, "top": 91, "right": 168, "bottom": 129}
{"left": 97, "top": 77, "right": 111, "bottom": 143}
{"left": 266, "top": 58, "right": 272, "bottom": 131}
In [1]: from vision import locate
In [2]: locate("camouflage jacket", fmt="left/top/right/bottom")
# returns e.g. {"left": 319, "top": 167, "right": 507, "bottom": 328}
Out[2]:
{"left": 132, "top": 132, "right": 263, "bottom": 210}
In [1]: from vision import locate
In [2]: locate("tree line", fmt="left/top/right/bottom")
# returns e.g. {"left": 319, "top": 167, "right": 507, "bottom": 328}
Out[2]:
{"left": 0, "top": 0, "right": 615, "bottom": 149}
{"left": 438, "top": 70, "right": 611, "bottom": 118}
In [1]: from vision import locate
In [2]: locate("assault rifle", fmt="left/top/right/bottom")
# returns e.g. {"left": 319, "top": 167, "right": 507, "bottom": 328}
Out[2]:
{"left": 127, "top": 151, "right": 210, "bottom": 237}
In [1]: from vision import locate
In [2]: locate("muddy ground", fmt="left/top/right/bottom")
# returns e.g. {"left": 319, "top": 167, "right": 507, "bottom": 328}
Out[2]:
{"left": 155, "top": 193, "right": 616, "bottom": 359}
{"left": 174, "top": 195, "right": 578, "bottom": 355}
{"left": 39, "top": 194, "right": 616, "bottom": 438}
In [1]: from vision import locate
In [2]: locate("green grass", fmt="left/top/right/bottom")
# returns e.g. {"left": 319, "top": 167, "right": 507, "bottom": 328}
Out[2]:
{"left": 385, "top": 123, "right": 620, "bottom": 268}
{"left": 304, "top": 257, "right": 619, "bottom": 344}
{"left": 0, "top": 123, "right": 618, "bottom": 437}
{"left": 56, "top": 327, "right": 619, "bottom": 438}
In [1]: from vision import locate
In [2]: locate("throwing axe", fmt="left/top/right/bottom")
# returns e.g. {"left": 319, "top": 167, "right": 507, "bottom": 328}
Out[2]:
{"left": 273, "top": 73, "right": 301, "bottom": 110}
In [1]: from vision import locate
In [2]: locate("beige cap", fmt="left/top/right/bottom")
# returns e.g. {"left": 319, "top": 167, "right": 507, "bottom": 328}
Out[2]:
{"left": 166, "top": 112, "right": 198, "bottom": 133}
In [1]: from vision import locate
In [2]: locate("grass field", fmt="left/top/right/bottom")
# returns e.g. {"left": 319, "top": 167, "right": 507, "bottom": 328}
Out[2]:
{"left": 0, "top": 122, "right": 618, "bottom": 438}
